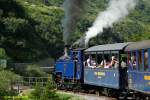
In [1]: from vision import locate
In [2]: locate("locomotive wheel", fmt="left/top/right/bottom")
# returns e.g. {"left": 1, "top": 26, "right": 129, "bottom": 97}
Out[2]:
{"left": 118, "top": 93, "right": 126, "bottom": 100}
{"left": 103, "top": 88, "right": 109, "bottom": 96}
{"left": 126, "top": 91, "right": 136, "bottom": 100}
{"left": 56, "top": 83, "right": 61, "bottom": 89}
{"left": 127, "top": 96, "right": 135, "bottom": 100}
{"left": 135, "top": 97, "right": 140, "bottom": 100}
{"left": 118, "top": 96, "right": 125, "bottom": 100}
{"left": 145, "top": 97, "right": 150, "bottom": 100}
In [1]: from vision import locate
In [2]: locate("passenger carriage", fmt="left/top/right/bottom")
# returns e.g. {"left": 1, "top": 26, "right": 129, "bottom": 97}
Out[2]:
{"left": 125, "top": 40, "right": 150, "bottom": 94}
{"left": 84, "top": 43, "right": 130, "bottom": 90}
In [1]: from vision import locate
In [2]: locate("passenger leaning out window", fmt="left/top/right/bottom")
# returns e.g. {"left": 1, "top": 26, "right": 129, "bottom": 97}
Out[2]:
{"left": 109, "top": 56, "right": 119, "bottom": 68}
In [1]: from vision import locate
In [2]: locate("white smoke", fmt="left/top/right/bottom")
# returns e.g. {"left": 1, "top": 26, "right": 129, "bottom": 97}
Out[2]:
{"left": 85, "top": 0, "right": 136, "bottom": 45}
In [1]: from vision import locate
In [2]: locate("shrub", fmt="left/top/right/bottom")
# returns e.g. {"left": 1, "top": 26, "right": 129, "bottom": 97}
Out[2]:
{"left": 40, "top": 80, "right": 59, "bottom": 100}
{"left": 30, "top": 79, "right": 59, "bottom": 100}
{"left": 30, "top": 83, "right": 43, "bottom": 100}
{"left": 26, "top": 64, "right": 47, "bottom": 77}
{"left": 0, "top": 70, "right": 21, "bottom": 98}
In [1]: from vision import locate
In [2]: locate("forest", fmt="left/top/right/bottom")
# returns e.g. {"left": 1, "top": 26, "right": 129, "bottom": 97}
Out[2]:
{"left": 0, "top": 0, "right": 149, "bottom": 62}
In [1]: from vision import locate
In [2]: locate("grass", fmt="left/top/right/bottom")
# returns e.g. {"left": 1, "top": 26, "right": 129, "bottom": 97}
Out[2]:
{"left": 56, "top": 91, "right": 84, "bottom": 100}
{"left": 20, "top": 89, "right": 34, "bottom": 96}
{"left": 19, "top": 89, "right": 84, "bottom": 100}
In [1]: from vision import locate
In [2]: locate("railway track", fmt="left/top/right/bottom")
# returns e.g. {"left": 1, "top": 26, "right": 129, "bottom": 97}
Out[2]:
{"left": 56, "top": 85, "right": 150, "bottom": 100}
{"left": 57, "top": 89, "right": 117, "bottom": 100}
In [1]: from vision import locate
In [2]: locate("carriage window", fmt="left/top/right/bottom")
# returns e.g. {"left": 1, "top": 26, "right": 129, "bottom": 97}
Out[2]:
{"left": 102, "top": 54, "right": 111, "bottom": 68}
{"left": 127, "top": 50, "right": 149, "bottom": 71}
{"left": 110, "top": 53, "right": 119, "bottom": 68}
{"left": 137, "top": 50, "right": 142, "bottom": 71}
{"left": 84, "top": 54, "right": 97, "bottom": 68}
{"left": 96, "top": 53, "right": 103, "bottom": 68}
{"left": 128, "top": 51, "right": 137, "bottom": 70}
{"left": 98, "top": 52, "right": 119, "bottom": 69}
{"left": 84, "top": 54, "right": 89, "bottom": 67}
{"left": 144, "top": 50, "right": 148, "bottom": 71}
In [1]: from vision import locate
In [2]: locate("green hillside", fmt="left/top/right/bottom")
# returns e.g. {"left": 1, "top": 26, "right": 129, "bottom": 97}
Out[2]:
{"left": 0, "top": 0, "right": 64, "bottom": 61}
{"left": 0, "top": 0, "right": 149, "bottom": 61}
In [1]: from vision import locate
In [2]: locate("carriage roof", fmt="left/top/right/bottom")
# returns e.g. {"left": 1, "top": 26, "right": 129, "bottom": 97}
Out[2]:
{"left": 85, "top": 43, "right": 130, "bottom": 52}
{"left": 125, "top": 40, "right": 150, "bottom": 51}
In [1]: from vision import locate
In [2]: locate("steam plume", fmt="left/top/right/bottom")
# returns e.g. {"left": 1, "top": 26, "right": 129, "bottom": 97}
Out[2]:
{"left": 85, "top": 0, "right": 136, "bottom": 45}
{"left": 72, "top": 35, "right": 86, "bottom": 48}
{"left": 63, "top": 0, "right": 85, "bottom": 45}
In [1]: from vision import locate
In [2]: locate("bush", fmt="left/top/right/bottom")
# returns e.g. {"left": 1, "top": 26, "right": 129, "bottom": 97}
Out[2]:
{"left": 30, "top": 80, "right": 59, "bottom": 100}
{"left": 40, "top": 81, "right": 59, "bottom": 100}
{"left": 26, "top": 64, "right": 47, "bottom": 77}
{"left": 30, "top": 83, "right": 43, "bottom": 99}
{"left": 0, "top": 70, "right": 21, "bottom": 98}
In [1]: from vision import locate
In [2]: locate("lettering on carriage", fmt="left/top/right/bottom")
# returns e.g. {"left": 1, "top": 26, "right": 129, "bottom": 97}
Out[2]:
{"left": 94, "top": 72, "right": 105, "bottom": 77}
{"left": 144, "top": 76, "right": 150, "bottom": 80}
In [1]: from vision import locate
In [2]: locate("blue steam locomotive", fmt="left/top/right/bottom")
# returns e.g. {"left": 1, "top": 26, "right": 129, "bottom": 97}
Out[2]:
{"left": 54, "top": 40, "right": 150, "bottom": 99}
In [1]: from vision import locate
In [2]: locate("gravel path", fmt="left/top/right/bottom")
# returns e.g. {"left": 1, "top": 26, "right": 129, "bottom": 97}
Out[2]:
{"left": 57, "top": 91, "right": 117, "bottom": 100}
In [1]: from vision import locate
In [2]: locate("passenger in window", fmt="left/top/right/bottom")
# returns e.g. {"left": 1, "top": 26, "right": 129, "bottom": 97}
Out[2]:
{"left": 104, "top": 61, "right": 111, "bottom": 68}
{"left": 99, "top": 57, "right": 110, "bottom": 68}
{"left": 87, "top": 56, "right": 97, "bottom": 68}
{"left": 129, "top": 56, "right": 136, "bottom": 69}
{"left": 109, "top": 56, "right": 119, "bottom": 68}
{"left": 101, "top": 59, "right": 111, "bottom": 68}
{"left": 87, "top": 55, "right": 92, "bottom": 67}
{"left": 99, "top": 59, "right": 106, "bottom": 68}
{"left": 91, "top": 58, "right": 97, "bottom": 68}
{"left": 98, "top": 59, "right": 106, "bottom": 68}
